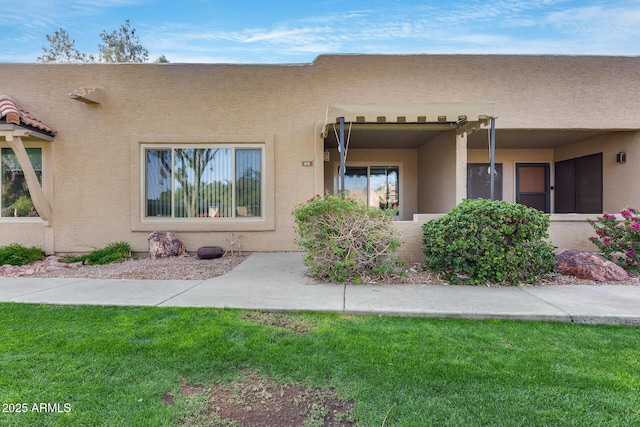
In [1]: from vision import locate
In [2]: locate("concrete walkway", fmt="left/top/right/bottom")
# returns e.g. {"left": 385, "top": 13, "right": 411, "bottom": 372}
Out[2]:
{"left": 1, "top": 252, "right": 639, "bottom": 326}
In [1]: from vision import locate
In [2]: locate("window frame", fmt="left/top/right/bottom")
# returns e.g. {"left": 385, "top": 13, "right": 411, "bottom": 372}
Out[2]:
{"left": 0, "top": 141, "right": 46, "bottom": 223}
{"left": 143, "top": 144, "right": 264, "bottom": 220}
{"left": 131, "top": 134, "right": 275, "bottom": 232}
{"left": 335, "top": 162, "right": 402, "bottom": 217}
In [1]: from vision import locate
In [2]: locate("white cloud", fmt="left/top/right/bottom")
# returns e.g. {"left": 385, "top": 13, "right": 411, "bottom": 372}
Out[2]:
{"left": 131, "top": 0, "right": 640, "bottom": 62}
{"left": 3, "top": 0, "right": 638, "bottom": 63}
{"left": 547, "top": 4, "right": 640, "bottom": 34}
{"left": 241, "top": 27, "right": 328, "bottom": 44}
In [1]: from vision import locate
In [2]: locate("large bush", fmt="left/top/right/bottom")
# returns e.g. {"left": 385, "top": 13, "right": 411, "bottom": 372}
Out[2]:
{"left": 422, "top": 199, "right": 555, "bottom": 285}
{"left": 292, "top": 194, "right": 402, "bottom": 283}
{"left": 588, "top": 207, "right": 640, "bottom": 274}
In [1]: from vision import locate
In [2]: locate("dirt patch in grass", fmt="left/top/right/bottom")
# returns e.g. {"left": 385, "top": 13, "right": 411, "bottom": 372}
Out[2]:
{"left": 243, "top": 311, "right": 318, "bottom": 335}
{"left": 170, "top": 371, "right": 355, "bottom": 427}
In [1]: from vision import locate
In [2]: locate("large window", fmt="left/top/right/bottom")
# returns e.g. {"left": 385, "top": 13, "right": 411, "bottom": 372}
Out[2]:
{"left": 345, "top": 166, "right": 399, "bottom": 213}
{"left": 145, "top": 145, "right": 262, "bottom": 219}
{"left": 1, "top": 147, "right": 41, "bottom": 217}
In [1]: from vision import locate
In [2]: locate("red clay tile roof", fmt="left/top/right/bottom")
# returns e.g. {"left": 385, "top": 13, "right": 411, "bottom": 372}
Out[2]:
{"left": 0, "top": 95, "right": 57, "bottom": 136}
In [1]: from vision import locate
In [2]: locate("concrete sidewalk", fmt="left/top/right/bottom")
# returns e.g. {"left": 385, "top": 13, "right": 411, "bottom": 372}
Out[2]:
{"left": 1, "top": 252, "right": 639, "bottom": 326}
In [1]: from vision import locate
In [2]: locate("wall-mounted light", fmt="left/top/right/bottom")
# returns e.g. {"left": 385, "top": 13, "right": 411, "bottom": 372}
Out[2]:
{"left": 616, "top": 151, "right": 627, "bottom": 163}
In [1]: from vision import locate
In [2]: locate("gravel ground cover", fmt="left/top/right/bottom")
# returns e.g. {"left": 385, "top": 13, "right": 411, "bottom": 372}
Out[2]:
{"left": 0, "top": 254, "right": 247, "bottom": 280}
{"left": 1, "top": 253, "right": 638, "bottom": 285}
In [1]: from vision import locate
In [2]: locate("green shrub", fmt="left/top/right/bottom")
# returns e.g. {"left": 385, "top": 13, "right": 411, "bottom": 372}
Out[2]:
{"left": 292, "top": 194, "right": 402, "bottom": 283}
{"left": 61, "top": 241, "right": 132, "bottom": 265}
{"left": 0, "top": 243, "right": 45, "bottom": 266}
{"left": 422, "top": 199, "right": 555, "bottom": 285}
{"left": 588, "top": 207, "right": 640, "bottom": 274}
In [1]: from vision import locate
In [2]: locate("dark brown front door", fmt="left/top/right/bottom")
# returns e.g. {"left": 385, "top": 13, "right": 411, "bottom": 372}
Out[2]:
{"left": 516, "top": 163, "right": 550, "bottom": 213}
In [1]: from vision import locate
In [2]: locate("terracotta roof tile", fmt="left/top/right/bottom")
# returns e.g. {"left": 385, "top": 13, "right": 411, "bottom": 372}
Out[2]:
{"left": 0, "top": 95, "right": 57, "bottom": 136}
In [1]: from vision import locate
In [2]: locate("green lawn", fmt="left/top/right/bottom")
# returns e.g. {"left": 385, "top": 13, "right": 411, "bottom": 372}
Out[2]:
{"left": 0, "top": 303, "right": 639, "bottom": 426}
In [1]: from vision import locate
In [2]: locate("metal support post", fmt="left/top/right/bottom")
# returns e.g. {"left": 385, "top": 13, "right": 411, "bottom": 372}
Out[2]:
{"left": 339, "top": 117, "right": 345, "bottom": 195}
{"left": 490, "top": 117, "right": 496, "bottom": 201}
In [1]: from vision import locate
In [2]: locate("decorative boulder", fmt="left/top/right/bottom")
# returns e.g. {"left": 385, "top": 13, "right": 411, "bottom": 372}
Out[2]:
{"left": 196, "top": 246, "right": 224, "bottom": 259}
{"left": 148, "top": 231, "right": 187, "bottom": 259}
{"left": 554, "top": 249, "right": 631, "bottom": 282}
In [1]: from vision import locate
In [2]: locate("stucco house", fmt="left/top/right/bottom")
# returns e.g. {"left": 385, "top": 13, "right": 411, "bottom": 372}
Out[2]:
{"left": 1, "top": 55, "right": 638, "bottom": 262}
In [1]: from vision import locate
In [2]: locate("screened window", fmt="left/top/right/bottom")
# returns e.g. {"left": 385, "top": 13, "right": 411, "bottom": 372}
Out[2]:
{"left": 145, "top": 146, "right": 262, "bottom": 219}
{"left": 1, "top": 147, "right": 42, "bottom": 218}
{"left": 467, "top": 163, "right": 503, "bottom": 200}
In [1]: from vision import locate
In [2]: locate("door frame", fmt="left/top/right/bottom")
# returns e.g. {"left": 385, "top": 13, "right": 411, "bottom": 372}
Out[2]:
{"left": 333, "top": 162, "right": 402, "bottom": 218}
{"left": 515, "top": 162, "right": 550, "bottom": 213}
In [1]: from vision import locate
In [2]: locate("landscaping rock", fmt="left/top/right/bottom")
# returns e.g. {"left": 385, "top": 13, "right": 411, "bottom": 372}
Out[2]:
{"left": 196, "top": 246, "right": 224, "bottom": 259}
{"left": 148, "top": 231, "right": 187, "bottom": 259}
{"left": 554, "top": 249, "right": 631, "bottom": 282}
{"left": 0, "top": 256, "right": 82, "bottom": 277}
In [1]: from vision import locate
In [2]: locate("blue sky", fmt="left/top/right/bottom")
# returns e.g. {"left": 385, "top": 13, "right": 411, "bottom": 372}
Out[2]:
{"left": 1, "top": 0, "right": 639, "bottom": 63}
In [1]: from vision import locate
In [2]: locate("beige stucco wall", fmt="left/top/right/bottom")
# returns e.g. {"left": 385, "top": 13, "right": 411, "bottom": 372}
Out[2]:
{"left": 311, "top": 55, "right": 640, "bottom": 130}
{"left": 1, "top": 63, "right": 323, "bottom": 253}
{"left": 547, "top": 214, "right": 600, "bottom": 252}
{"left": 393, "top": 220, "right": 425, "bottom": 264}
{"left": 1, "top": 55, "right": 640, "bottom": 254}
{"left": 417, "top": 131, "right": 458, "bottom": 213}
{"left": 0, "top": 221, "right": 46, "bottom": 249}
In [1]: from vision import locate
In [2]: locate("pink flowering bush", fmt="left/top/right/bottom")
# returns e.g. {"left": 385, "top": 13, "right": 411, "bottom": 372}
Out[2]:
{"left": 588, "top": 207, "right": 640, "bottom": 274}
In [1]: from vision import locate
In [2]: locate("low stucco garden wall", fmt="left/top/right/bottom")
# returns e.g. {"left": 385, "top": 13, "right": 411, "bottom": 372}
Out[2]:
{"left": 395, "top": 214, "right": 599, "bottom": 264}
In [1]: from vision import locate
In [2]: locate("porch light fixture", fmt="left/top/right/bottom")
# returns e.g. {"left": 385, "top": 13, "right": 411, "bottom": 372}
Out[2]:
{"left": 616, "top": 151, "right": 626, "bottom": 163}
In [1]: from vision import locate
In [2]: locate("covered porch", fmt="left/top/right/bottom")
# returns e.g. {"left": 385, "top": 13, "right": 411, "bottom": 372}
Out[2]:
{"left": 321, "top": 102, "right": 496, "bottom": 220}
{"left": 321, "top": 103, "right": 640, "bottom": 261}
